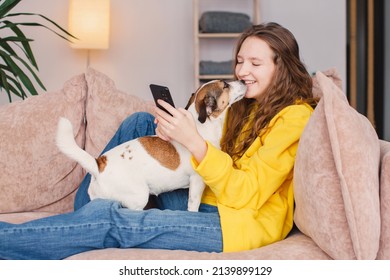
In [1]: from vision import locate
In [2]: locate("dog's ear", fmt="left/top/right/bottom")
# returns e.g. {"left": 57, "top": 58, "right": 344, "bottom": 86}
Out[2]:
{"left": 185, "top": 93, "right": 195, "bottom": 110}
{"left": 198, "top": 101, "right": 208, "bottom": 123}
{"left": 198, "top": 94, "right": 217, "bottom": 123}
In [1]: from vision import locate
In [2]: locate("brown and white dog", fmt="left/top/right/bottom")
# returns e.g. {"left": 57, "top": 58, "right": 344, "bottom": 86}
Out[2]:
{"left": 56, "top": 80, "right": 246, "bottom": 211}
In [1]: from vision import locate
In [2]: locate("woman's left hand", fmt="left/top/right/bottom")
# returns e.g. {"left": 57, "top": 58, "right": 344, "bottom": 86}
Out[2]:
{"left": 154, "top": 99, "right": 208, "bottom": 163}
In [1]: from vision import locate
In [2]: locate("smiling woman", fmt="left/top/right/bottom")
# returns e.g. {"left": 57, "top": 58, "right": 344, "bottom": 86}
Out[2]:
{"left": 0, "top": 0, "right": 75, "bottom": 102}
{"left": 222, "top": 22, "right": 316, "bottom": 164}
{"left": 235, "top": 37, "right": 276, "bottom": 101}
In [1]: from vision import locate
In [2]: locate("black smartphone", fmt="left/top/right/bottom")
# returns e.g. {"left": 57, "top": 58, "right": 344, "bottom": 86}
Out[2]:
{"left": 149, "top": 84, "right": 175, "bottom": 116}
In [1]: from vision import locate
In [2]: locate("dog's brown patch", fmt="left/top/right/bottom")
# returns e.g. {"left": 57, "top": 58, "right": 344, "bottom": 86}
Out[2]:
{"left": 96, "top": 155, "right": 108, "bottom": 173}
{"left": 139, "top": 136, "right": 180, "bottom": 170}
{"left": 211, "top": 90, "right": 229, "bottom": 118}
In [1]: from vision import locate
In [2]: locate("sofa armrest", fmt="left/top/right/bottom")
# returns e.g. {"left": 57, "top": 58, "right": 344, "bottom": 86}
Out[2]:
{"left": 377, "top": 140, "right": 390, "bottom": 259}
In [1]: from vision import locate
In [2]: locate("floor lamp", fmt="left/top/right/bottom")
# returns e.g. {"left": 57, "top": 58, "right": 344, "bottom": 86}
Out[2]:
{"left": 68, "top": 0, "right": 110, "bottom": 67}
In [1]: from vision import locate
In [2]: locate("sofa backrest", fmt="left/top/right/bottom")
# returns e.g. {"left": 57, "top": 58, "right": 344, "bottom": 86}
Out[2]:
{"left": 0, "top": 68, "right": 154, "bottom": 214}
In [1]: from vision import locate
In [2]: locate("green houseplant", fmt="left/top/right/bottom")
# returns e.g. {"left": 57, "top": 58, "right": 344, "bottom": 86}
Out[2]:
{"left": 0, "top": 0, "right": 75, "bottom": 102}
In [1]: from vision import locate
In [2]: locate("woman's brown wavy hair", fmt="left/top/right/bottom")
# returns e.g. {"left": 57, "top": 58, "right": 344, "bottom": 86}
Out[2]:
{"left": 220, "top": 22, "right": 317, "bottom": 164}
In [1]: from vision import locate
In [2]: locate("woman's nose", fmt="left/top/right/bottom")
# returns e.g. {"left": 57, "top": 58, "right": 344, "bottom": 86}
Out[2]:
{"left": 236, "top": 63, "right": 249, "bottom": 77}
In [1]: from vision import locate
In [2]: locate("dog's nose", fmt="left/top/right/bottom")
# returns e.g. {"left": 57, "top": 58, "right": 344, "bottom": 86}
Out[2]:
{"left": 239, "top": 80, "right": 245, "bottom": 85}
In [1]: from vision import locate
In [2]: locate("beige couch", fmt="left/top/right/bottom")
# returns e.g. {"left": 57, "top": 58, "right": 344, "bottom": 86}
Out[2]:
{"left": 0, "top": 68, "right": 389, "bottom": 260}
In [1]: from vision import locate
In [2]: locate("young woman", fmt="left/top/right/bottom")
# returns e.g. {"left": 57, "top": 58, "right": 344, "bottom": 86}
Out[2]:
{"left": 0, "top": 22, "right": 316, "bottom": 259}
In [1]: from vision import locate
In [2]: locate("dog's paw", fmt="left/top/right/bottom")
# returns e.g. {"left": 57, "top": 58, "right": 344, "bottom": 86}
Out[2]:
{"left": 187, "top": 205, "right": 200, "bottom": 212}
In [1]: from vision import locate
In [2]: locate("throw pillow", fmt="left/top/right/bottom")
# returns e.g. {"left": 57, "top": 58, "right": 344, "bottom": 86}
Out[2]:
{"left": 0, "top": 74, "right": 87, "bottom": 213}
{"left": 85, "top": 67, "right": 154, "bottom": 157}
{"left": 311, "top": 67, "right": 343, "bottom": 98}
{"left": 293, "top": 71, "right": 381, "bottom": 259}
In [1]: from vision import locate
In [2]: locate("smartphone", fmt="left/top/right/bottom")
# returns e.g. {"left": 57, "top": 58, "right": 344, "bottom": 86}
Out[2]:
{"left": 149, "top": 84, "right": 175, "bottom": 116}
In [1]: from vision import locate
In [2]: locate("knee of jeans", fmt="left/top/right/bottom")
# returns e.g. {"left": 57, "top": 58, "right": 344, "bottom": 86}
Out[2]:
{"left": 121, "top": 112, "right": 154, "bottom": 130}
{"left": 78, "top": 199, "right": 121, "bottom": 216}
{"left": 132, "top": 112, "right": 154, "bottom": 121}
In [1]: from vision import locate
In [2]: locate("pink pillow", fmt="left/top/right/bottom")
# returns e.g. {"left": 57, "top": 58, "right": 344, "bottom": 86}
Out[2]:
{"left": 311, "top": 67, "right": 343, "bottom": 98}
{"left": 84, "top": 68, "right": 154, "bottom": 157}
{"left": 294, "top": 71, "right": 381, "bottom": 259}
{"left": 0, "top": 74, "right": 87, "bottom": 213}
{"left": 377, "top": 140, "right": 390, "bottom": 259}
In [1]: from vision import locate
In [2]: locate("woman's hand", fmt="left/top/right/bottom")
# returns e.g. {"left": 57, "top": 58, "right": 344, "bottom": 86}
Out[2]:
{"left": 154, "top": 99, "right": 208, "bottom": 163}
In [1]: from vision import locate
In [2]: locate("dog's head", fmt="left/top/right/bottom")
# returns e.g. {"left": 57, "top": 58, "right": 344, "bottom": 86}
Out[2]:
{"left": 185, "top": 80, "right": 247, "bottom": 123}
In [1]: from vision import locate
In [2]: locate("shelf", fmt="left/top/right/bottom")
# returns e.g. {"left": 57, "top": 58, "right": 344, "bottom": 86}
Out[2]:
{"left": 198, "top": 74, "right": 235, "bottom": 80}
{"left": 198, "top": 33, "right": 241, "bottom": 39}
{"left": 193, "top": 0, "right": 261, "bottom": 88}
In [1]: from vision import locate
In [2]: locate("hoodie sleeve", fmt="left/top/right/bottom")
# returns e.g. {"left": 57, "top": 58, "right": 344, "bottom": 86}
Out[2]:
{"left": 191, "top": 104, "right": 313, "bottom": 210}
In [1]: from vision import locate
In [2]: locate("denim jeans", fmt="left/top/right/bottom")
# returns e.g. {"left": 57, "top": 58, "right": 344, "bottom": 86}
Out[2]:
{"left": 0, "top": 113, "right": 222, "bottom": 260}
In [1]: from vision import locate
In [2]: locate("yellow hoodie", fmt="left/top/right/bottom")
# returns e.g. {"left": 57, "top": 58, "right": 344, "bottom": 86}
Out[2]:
{"left": 191, "top": 103, "right": 313, "bottom": 252}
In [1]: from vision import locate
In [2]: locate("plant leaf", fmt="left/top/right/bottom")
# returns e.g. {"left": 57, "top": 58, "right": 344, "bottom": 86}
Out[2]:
{"left": 0, "top": 0, "right": 22, "bottom": 18}
{"left": 0, "top": 68, "right": 26, "bottom": 101}
{"left": 0, "top": 0, "right": 77, "bottom": 101}
{"left": 0, "top": 36, "right": 33, "bottom": 42}
{"left": 0, "top": 49, "right": 42, "bottom": 95}
{"left": 5, "top": 12, "right": 78, "bottom": 41}
{"left": 1, "top": 20, "right": 38, "bottom": 67}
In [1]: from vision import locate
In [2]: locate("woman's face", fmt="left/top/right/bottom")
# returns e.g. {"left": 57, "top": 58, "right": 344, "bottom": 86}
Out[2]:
{"left": 235, "top": 36, "right": 276, "bottom": 101}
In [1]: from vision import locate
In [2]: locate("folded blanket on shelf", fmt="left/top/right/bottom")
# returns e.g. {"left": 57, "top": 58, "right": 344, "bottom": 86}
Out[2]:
{"left": 199, "top": 11, "right": 252, "bottom": 33}
{"left": 199, "top": 60, "right": 234, "bottom": 75}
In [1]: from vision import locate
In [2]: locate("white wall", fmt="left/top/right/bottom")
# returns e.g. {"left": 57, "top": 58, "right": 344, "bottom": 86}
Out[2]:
{"left": 0, "top": 0, "right": 346, "bottom": 107}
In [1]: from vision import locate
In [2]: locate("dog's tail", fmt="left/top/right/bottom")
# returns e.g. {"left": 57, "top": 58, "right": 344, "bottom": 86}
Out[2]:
{"left": 56, "top": 117, "right": 99, "bottom": 177}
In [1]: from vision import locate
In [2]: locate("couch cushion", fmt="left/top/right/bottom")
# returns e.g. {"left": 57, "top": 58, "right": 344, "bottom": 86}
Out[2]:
{"left": 0, "top": 74, "right": 87, "bottom": 214}
{"left": 85, "top": 67, "right": 154, "bottom": 157}
{"left": 0, "top": 212, "right": 57, "bottom": 224}
{"left": 293, "top": 71, "right": 381, "bottom": 259}
{"left": 66, "top": 230, "right": 331, "bottom": 260}
{"left": 377, "top": 140, "right": 390, "bottom": 259}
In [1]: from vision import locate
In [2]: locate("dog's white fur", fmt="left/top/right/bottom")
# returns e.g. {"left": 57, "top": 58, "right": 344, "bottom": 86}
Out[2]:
{"left": 56, "top": 80, "right": 246, "bottom": 211}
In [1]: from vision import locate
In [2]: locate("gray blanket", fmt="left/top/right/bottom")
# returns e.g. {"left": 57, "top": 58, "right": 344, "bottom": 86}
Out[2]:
{"left": 199, "top": 11, "right": 252, "bottom": 33}
{"left": 199, "top": 60, "right": 233, "bottom": 75}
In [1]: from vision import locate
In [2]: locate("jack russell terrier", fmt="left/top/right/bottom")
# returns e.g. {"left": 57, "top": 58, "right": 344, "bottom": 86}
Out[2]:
{"left": 56, "top": 80, "right": 246, "bottom": 211}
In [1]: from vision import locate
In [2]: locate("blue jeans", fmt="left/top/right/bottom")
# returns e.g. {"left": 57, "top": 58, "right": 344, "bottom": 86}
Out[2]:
{"left": 0, "top": 113, "right": 222, "bottom": 260}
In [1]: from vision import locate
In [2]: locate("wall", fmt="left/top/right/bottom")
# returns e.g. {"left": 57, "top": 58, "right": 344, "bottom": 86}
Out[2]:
{"left": 0, "top": 0, "right": 346, "bottom": 107}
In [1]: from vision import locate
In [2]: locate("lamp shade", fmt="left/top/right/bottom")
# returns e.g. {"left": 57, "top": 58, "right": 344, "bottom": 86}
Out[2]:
{"left": 69, "top": 0, "right": 110, "bottom": 49}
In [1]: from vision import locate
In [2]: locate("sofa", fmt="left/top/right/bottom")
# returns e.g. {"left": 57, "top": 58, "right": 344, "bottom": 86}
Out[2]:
{"left": 0, "top": 67, "right": 389, "bottom": 260}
